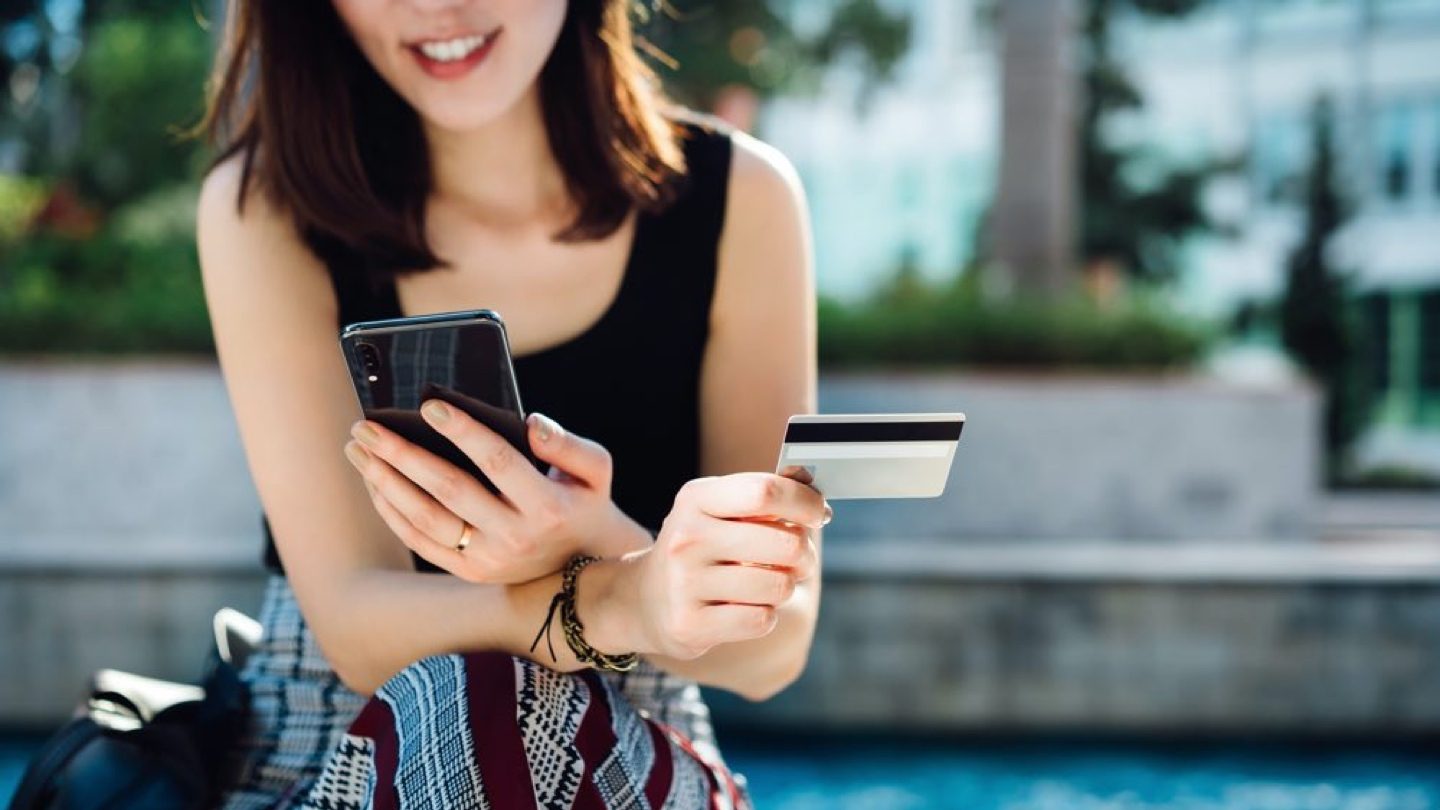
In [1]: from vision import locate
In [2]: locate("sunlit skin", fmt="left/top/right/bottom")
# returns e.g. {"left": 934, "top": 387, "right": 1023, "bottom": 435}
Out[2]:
{"left": 198, "top": 0, "right": 824, "bottom": 701}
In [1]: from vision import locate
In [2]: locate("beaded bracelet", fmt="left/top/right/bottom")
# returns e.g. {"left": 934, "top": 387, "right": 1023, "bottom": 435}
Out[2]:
{"left": 529, "top": 554, "right": 639, "bottom": 673}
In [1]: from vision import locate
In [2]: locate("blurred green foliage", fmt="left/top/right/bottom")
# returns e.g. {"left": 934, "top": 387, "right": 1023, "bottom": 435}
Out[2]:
{"left": 1280, "top": 97, "right": 1373, "bottom": 481}
{"left": 68, "top": 12, "right": 211, "bottom": 206}
{"left": 0, "top": 174, "right": 46, "bottom": 240}
{"left": 819, "top": 269, "right": 1211, "bottom": 370}
{"left": 1, "top": 3, "right": 209, "bottom": 196}
{"left": 0, "top": 185, "right": 212, "bottom": 353}
{"left": 1, "top": 3, "right": 211, "bottom": 355}
{"left": 644, "top": 0, "right": 910, "bottom": 107}
{"left": 1079, "top": 0, "right": 1229, "bottom": 283}
{"left": 2, "top": 1, "right": 1206, "bottom": 368}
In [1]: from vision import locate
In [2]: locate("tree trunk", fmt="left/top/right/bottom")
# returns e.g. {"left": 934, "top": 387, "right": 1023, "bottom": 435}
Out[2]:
{"left": 988, "top": 0, "right": 1079, "bottom": 297}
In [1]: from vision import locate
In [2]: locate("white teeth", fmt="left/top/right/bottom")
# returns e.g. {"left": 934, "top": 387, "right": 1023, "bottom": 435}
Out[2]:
{"left": 417, "top": 34, "right": 490, "bottom": 63}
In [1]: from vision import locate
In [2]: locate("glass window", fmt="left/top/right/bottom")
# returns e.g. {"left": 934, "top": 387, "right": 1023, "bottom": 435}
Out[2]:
{"left": 1434, "top": 102, "right": 1440, "bottom": 200}
{"left": 1376, "top": 103, "right": 1413, "bottom": 202}
{"left": 898, "top": 167, "right": 921, "bottom": 210}
{"left": 1421, "top": 290, "right": 1440, "bottom": 392}
{"left": 1362, "top": 293, "right": 1391, "bottom": 393}
{"left": 1254, "top": 116, "right": 1303, "bottom": 204}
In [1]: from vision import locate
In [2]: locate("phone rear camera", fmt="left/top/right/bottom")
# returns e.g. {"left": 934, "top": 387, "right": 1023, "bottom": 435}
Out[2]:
{"left": 357, "top": 342, "right": 381, "bottom": 374}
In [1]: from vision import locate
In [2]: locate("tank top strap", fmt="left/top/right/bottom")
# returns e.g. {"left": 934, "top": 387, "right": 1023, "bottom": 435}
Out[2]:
{"left": 611, "top": 114, "right": 735, "bottom": 328}
{"left": 665, "top": 113, "right": 736, "bottom": 255}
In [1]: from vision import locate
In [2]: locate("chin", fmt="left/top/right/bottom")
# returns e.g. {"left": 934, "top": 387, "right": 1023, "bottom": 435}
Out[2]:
{"left": 411, "top": 94, "right": 520, "bottom": 134}
{"left": 395, "top": 53, "right": 539, "bottom": 135}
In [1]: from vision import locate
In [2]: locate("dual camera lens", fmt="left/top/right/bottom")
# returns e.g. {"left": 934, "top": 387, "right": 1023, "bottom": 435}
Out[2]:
{"left": 357, "top": 342, "right": 381, "bottom": 378}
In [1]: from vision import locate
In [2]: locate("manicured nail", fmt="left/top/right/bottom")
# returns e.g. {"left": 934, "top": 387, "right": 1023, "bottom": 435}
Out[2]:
{"left": 821, "top": 503, "right": 833, "bottom": 526}
{"left": 421, "top": 400, "right": 450, "bottom": 424}
{"left": 531, "top": 412, "right": 560, "bottom": 442}
{"left": 352, "top": 421, "right": 381, "bottom": 447}
{"left": 344, "top": 440, "right": 369, "bottom": 468}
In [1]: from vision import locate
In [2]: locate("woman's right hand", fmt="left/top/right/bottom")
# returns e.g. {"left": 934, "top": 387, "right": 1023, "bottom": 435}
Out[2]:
{"left": 594, "top": 473, "right": 828, "bottom": 661}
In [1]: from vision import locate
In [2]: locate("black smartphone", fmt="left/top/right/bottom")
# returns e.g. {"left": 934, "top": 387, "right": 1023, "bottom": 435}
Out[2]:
{"left": 339, "top": 309, "right": 545, "bottom": 494}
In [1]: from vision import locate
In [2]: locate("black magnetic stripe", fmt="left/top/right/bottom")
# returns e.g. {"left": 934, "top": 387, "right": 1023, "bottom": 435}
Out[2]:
{"left": 784, "top": 420, "right": 964, "bottom": 443}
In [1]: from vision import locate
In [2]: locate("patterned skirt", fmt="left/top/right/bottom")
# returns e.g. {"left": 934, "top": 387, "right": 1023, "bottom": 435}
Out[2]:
{"left": 214, "top": 575, "right": 754, "bottom": 809}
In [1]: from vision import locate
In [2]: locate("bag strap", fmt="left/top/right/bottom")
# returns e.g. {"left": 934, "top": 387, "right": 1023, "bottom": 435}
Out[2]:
{"left": 7, "top": 717, "right": 104, "bottom": 810}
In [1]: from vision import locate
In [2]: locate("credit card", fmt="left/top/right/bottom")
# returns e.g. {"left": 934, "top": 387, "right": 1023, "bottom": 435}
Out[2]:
{"left": 775, "top": 413, "right": 965, "bottom": 499}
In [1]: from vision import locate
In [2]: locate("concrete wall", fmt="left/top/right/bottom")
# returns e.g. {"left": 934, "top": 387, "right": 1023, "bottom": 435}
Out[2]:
{"left": 709, "top": 543, "right": 1440, "bottom": 734}
{"left": 0, "top": 565, "right": 264, "bottom": 726}
{"left": 0, "top": 363, "right": 1321, "bottom": 553}
{"left": 820, "top": 372, "right": 1322, "bottom": 543}
{"left": 6, "top": 360, "right": 1410, "bottom": 733}
{"left": 1, "top": 360, "right": 268, "bottom": 725}
{"left": 0, "top": 359, "right": 261, "bottom": 548}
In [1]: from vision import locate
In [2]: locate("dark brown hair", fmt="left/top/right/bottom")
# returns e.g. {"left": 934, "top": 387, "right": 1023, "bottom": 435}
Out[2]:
{"left": 199, "top": 0, "right": 687, "bottom": 277}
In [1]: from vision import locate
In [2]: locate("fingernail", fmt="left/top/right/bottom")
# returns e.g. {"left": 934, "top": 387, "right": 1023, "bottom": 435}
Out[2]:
{"left": 532, "top": 412, "right": 560, "bottom": 442}
{"left": 344, "top": 440, "right": 369, "bottom": 467}
{"left": 821, "top": 503, "right": 833, "bottom": 526}
{"left": 421, "top": 400, "right": 450, "bottom": 424}
{"left": 352, "top": 421, "right": 381, "bottom": 447}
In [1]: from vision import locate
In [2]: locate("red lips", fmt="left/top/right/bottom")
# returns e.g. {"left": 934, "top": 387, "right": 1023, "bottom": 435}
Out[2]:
{"left": 408, "top": 31, "right": 500, "bottom": 80}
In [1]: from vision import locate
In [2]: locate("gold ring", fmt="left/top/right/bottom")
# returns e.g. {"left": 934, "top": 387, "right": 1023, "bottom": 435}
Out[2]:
{"left": 455, "top": 522, "right": 475, "bottom": 552}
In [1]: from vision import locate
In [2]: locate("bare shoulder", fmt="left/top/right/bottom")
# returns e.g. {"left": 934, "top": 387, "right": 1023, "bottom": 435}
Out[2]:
{"left": 198, "top": 153, "right": 301, "bottom": 261}
{"left": 714, "top": 130, "right": 813, "bottom": 308}
{"left": 699, "top": 130, "right": 816, "bottom": 473}
{"left": 195, "top": 152, "right": 335, "bottom": 317}
{"left": 725, "top": 129, "right": 806, "bottom": 221}
{"left": 198, "top": 152, "right": 276, "bottom": 242}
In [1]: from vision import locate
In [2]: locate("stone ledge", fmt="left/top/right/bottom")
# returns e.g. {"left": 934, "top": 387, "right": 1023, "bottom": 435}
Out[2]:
{"left": 0, "top": 535, "right": 261, "bottom": 574}
{"left": 7, "top": 537, "right": 1438, "bottom": 584}
{"left": 1322, "top": 491, "right": 1440, "bottom": 532}
{"left": 2, "top": 364, "right": 1322, "bottom": 546}
{"left": 713, "top": 563, "right": 1440, "bottom": 733}
{"left": 5, "top": 541, "right": 1438, "bottom": 730}
{"left": 822, "top": 540, "right": 1440, "bottom": 584}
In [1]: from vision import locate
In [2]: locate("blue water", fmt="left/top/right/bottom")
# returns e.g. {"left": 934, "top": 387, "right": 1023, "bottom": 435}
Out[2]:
{"left": 4, "top": 732, "right": 1437, "bottom": 808}
{"left": 1, "top": 735, "right": 38, "bottom": 804}
{"left": 723, "top": 737, "right": 1440, "bottom": 809}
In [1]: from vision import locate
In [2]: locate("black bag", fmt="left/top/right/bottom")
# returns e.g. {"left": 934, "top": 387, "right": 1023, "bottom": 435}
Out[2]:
{"left": 8, "top": 608, "right": 260, "bottom": 810}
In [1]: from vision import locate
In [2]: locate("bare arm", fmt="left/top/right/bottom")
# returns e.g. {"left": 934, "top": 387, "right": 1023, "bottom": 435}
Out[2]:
{"left": 196, "top": 160, "right": 636, "bottom": 695}
{"left": 637, "top": 132, "right": 823, "bottom": 701}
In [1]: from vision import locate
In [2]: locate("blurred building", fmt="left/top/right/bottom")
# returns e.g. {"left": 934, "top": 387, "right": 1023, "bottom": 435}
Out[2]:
{"left": 761, "top": 0, "right": 999, "bottom": 300}
{"left": 760, "top": 0, "right": 1440, "bottom": 473}
{"left": 1117, "top": 0, "right": 1440, "bottom": 474}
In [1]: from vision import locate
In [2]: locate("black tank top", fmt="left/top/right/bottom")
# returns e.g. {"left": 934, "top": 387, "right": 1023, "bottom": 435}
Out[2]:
{"left": 260, "top": 117, "right": 735, "bottom": 574}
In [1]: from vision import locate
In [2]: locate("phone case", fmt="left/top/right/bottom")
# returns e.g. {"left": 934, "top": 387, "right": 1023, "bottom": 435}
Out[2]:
{"left": 339, "top": 309, "right": 546, "bottom": 494}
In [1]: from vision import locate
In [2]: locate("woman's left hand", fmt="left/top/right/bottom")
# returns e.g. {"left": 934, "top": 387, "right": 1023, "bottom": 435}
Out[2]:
{"left": 343, "top": 400, "right": 650, "bottom": 584}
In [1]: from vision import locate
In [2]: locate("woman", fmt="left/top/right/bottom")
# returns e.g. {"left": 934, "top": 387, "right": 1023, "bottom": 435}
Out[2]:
{"left": 196, "top": 0, "right": 826, "bottom": 807}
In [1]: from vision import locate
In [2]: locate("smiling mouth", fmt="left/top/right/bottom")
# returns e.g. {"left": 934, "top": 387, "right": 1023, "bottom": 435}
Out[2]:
{"left": 407, "top": 29, "right": 501, "bottom": 78}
